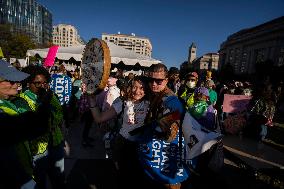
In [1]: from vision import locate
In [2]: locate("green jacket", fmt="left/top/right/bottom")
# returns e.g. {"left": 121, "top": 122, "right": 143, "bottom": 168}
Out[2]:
{"left": 208, "top": 89, "right": 217, "bottom": 105}
{"left": 15, "top": 90, "right": 64, "bottom": 151}
{"left": 0, "top": 99, "right": 33, "bottom": 178}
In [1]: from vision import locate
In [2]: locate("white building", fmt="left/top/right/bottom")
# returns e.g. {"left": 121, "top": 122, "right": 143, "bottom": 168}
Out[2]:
{"left": 52, "top": 24, "right": 85, "bottom": 47}
{"left": 102, "top": 32, "right": 152, "bottom": 57}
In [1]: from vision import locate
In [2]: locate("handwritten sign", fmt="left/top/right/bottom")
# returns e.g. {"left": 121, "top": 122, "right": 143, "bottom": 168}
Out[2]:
{"left": 44, "top": 46, "right": 59, "bottom": 67}
{"left": 223, "top": 94, "right": 252, "bottom": 113}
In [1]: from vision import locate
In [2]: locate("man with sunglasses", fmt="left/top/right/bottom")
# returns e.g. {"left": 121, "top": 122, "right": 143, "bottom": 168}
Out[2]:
{"left": 138, "top": 63, "right": 190, "bottom": 189}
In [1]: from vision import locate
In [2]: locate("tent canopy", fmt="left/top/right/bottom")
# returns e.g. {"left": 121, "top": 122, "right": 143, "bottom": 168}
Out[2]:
{"left": 26, "top": 42, "right": 161, "bottom": 67}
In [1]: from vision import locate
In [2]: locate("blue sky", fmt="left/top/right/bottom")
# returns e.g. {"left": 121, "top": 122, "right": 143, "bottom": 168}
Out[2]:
{"left": 38, "top": 0, "right": 284, "bottom": 69}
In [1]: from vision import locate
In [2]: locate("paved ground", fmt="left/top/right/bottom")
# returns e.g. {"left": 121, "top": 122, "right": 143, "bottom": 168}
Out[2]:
{"left": 62, "top": 118, "right": 284, "bottom": 189}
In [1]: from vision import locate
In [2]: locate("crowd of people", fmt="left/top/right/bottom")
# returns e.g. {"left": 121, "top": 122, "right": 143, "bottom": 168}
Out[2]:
{"left": 1, "top": 59, "right": 283, "bottom": 189}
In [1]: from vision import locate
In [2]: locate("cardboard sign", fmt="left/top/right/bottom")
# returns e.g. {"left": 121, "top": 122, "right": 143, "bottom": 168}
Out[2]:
{"left": 223, "top": 94, "right": 252, "bottom": 113}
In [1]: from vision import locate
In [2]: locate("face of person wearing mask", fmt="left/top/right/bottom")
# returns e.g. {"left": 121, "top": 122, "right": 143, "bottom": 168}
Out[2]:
{"left": 186, "top": 77, "right": 197, "bottom": 89}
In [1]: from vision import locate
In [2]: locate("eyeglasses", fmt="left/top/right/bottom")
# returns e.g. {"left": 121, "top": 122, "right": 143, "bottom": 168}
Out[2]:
{"left": 31, "top": 81, "right": 48, "bottom": 88}
{"left": 148, "top": 77, "right": 165, "bottom": 85}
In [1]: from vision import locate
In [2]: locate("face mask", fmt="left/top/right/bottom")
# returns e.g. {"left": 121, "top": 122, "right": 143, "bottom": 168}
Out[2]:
{"left": 186, "top": 81, "right": 196, "bottom": 89}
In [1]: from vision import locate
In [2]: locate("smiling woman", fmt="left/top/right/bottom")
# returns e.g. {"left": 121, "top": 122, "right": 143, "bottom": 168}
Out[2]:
{"left": 0, "top": 59, "right": 52, "bottom": 189}
{"left": 0, "top": 80, "right": 19, "bottom": 99}
{"left": 0, "top": 60, "right": 29, "bottom": 100}
{"left": 88, "top": 75, "right": 150, "bottom": 186}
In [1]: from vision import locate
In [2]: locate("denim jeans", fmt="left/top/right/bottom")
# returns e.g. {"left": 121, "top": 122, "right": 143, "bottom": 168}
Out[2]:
{"left": 260, "top": 124, "right": 267, "bottom": 140}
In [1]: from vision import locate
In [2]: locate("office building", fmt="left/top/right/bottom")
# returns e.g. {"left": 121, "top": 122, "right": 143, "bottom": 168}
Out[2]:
{"left": 0, "top": 0, "right": 52, "bottom": 45}
{"left": 219, "top": 16, "right": 284, "bottom": 74}
{"left": 102, "top": 32, "right": 152, "bottom": 57}
{"left": 52, "top": 24, "right": 85, "bottom": 47}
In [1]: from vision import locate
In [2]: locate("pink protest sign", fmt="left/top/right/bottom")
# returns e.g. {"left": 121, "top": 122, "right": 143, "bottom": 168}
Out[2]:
{"left": 43, "top": 45, "right": 59, "bottom": 67}
{"left": 223, "top": 94, "right": 252, "bottom": 113}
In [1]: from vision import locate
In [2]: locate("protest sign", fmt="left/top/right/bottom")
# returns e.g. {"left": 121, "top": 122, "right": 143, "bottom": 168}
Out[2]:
{"left": 223, "top": 94, "right": 252, "bottom": 113}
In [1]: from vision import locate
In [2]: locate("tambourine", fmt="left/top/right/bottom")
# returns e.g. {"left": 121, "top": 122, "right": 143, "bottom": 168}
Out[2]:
{"left": 81, "top": 38, "right": 111, "bottom": 94}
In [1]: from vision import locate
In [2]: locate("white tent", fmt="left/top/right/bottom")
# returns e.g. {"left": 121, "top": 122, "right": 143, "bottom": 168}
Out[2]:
{"left": 26, "top": 42, "right": 161, "bottom": 67}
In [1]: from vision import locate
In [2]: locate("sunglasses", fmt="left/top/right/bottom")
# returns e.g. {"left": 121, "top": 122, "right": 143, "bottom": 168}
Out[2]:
{"left": 148, "top": 77, "right": 165, "bottom": 85}
{"left": 0, "top": 80, "right": 18, "bottom": 85}
{"left": 32, "top": 81, "right": 48, "bottom": 88}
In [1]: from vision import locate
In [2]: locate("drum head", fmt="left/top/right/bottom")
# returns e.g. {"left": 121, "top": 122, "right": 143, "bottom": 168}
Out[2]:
{"left": 81, "top": 38, "right": 111, "bottom": 94}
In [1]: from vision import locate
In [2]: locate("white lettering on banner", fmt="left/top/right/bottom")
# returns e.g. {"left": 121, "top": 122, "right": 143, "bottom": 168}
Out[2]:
{"left": 55, "top": 85, "right": 64, "bottom": 104}
{"left": 55, "top": 85, "right": 64, "bottom": 93}
{"left": 56, "top": 77, "right": 64, "bottom": 85}
{"left": 163, "top": 143, "right": 170, "bottom": 156}
{"left": 161, "top": 162, "right": 170, "bottom": 173}
{"left": 54, "top": 77, "right": 65, "bottom": 105}
{"left": 151, "top": 135, "right": 184, "bottom": 177}
{"left": 176, "top": 149, "right": 184, "bottom": 176}
{"left": 57, "top": 93, "right": 63, "bottom": 103}
{"left": 149, "top": 137, "right": 184, "bottom": 177}
{"left": 65, "top": 96, "right": 70, "bottom": 102}
{"left": 152, "top": 140, "right": 161, "bottom": 168}
{"left": 162, "top": 141, "right": 170, "bottom": 147}
{"left": 152, "top": 140, "right": 161, "bottom": 149}
{"left": 161, "top": 151, "right": 168, "bottom": 165}
{"left": 65, "top": 80, "right": 69, "bottom": 93}
{"left": 177, "top": 164, "right": 184, "bottom": 176}
{"left": 152, "top": 148, "right": 161, "bottom": 168}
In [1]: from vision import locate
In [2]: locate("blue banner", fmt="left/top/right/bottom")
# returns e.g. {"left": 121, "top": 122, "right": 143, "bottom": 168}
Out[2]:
{"left": 138, "top": 131, "right": 191, "bottom": 184}
{"left": 49, "top": 74, "right": 72, "bottom": 105}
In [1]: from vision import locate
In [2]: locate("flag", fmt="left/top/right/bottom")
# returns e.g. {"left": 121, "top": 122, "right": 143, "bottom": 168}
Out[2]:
{"left": 43, "top": 45, "right": 59, "bottom": 67}
{"left": 182, "top": 112, "right": 222, "bottom": 160}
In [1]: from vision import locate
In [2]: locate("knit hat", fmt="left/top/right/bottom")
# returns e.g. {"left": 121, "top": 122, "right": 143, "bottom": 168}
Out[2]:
{"left": 194, "top": 86, "right": 209, "bottom": 97}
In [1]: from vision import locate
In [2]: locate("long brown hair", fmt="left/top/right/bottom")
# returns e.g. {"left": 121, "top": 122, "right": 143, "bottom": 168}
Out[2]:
{"left": 124, "top": 76, "right": 149, "bottom": 101}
